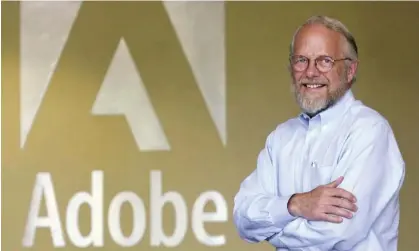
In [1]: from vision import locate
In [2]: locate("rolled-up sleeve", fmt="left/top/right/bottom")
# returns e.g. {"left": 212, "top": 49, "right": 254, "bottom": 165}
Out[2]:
{"left": 233, "top": 130, "right": 297, "bottom": 243}
{"left": 269, "top": 122, "right": 405, "bottom": 250}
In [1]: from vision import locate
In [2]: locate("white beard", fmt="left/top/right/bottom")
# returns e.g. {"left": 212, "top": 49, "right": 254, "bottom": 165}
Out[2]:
{"left": 291, "top": 80, "right": 348, "bottom": 116}
{"left": 296, "top": 91, "right": 330, "bottom": 115}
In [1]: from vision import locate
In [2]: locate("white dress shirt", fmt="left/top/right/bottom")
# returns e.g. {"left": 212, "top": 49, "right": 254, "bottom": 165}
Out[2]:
{"left": 233, "top": 90, "right": 405, "bottom": 251}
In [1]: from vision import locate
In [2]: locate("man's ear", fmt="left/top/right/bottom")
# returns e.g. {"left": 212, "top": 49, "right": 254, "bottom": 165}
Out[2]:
{"left": 287, "top": 63, "right": 293, "bottom": 76}
{"left": 346, "top": 60, "right": 359, "bottom": 84}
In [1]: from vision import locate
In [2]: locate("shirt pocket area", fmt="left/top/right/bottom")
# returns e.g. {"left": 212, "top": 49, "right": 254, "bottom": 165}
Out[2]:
{"left": 311, "top": 163, "right": 336, "bottom": 187}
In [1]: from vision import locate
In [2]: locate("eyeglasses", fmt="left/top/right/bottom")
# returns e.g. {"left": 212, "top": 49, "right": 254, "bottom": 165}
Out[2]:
{"left": 290, "top": 55, "right": 352, "bottom": 73}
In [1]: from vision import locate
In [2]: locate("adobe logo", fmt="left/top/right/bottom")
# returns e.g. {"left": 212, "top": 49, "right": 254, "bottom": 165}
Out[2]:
{"left": 19, "top": 1, "right": 227, "bottom": 151}
{"left": 20, "top": 2, "right": 230, "bottom": 248}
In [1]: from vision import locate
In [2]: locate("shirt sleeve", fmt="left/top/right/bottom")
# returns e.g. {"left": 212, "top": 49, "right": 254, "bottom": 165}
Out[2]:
{"left": 269, "top": 122, "right": 406, "bottom": 250}
{"left": 233, "top": 129, "right": 297, "bottom": 243}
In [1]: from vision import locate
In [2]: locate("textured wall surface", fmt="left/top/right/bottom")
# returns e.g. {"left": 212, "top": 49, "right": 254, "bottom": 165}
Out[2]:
{"left": 2, "top": 1, "right": 419, "bottom": 251}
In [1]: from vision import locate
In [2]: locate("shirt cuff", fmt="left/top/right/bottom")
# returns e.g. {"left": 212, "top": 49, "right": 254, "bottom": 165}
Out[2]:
{"left": 266, "top": 194, "right": 297, "bottom": 229}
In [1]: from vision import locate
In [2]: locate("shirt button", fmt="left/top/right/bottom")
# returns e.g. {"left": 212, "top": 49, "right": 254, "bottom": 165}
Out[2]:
{"left": 311, "top": 161, "right": 317, "bottom": 168}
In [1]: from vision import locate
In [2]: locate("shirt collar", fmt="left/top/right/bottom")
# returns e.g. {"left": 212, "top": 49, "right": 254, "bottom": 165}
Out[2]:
{"left": 298, "top": 89, "right": 355, "bottom": 127}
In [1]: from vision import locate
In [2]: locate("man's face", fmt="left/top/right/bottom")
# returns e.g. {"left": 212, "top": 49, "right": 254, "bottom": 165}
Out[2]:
{"left": 290, "top": 24, "right": 355, "bottom": 116}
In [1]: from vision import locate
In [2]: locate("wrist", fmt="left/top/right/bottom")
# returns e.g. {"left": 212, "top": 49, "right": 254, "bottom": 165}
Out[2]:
{"left": 287, "top": 193, "right": 300, "bottom": 217}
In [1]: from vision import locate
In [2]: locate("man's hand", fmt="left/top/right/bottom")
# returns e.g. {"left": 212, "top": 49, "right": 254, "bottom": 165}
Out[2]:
{"left": 287, "top": 176, "right": 358, "bottom": 223}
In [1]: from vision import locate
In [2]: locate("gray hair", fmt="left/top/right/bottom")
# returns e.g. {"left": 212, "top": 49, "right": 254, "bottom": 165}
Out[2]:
{"left": 289, "top": 16, "right": 359, "bottom": 83}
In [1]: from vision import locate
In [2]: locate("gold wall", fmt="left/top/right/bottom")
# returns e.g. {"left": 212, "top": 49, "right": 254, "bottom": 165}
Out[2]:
{"left": 2, "top": 1, "right": 419, "bottom": 251}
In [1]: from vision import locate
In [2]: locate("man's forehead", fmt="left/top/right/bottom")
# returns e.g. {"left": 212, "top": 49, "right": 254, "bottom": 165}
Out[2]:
{"left": 293, "top": 23, "right": 343, "bottom": 56}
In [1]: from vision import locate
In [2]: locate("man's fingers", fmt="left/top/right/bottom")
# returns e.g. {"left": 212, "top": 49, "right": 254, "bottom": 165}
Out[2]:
{"left": 320, "top": 213, "right": 343, "bottom": 223}
{"left": 329, "top": 188, "right": 357, "bottom": 203}
{"left": 329, "top": 197, "right": 358, "bottom": 212}
{"left": 324, "top": 205, "right": 353, "bottom": 219}
{"left": 325, "top": 176, "right": 344, "bottom": 188}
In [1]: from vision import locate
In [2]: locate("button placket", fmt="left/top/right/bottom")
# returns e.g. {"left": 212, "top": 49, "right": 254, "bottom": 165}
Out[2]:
{"left": 305, "top": 118, "right": 321, "bottom": 190}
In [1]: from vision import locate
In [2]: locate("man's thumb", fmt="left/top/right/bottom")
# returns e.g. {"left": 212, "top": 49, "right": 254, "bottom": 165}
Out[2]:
{"left": 326, "top": 176, "right": 344, "bottom": 187}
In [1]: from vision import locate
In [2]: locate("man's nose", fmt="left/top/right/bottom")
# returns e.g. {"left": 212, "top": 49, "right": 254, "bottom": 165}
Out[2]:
{"left": 305, "top": 60, "right": 321, "bottom": 78}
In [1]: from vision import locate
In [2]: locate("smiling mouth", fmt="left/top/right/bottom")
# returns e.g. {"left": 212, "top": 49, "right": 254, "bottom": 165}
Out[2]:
{"left": 303, "top": 84, "right": 326, "bottom": 89}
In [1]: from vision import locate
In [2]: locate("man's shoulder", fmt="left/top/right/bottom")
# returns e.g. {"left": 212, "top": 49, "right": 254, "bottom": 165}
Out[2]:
{"left": 346, "top": 101, "right": 393, "bottom": 132}
{"left": 345, "top": 101, "right": 405, "bottom": 166}
{"left": 264, "top": 117, "right": 302, "bottom": 146}
{"left": 270, "top": 117, "right": 301, "bottom": 135}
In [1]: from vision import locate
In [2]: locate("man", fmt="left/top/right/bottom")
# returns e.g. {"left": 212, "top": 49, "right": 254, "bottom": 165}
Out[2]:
{"left": 233, "top": 16, "right": 405, "bottom": 251}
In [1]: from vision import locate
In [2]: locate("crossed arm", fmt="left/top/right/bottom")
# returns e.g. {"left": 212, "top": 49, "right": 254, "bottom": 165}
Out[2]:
{"left": 233, "top": 122, "right": 405, "bottom": 250}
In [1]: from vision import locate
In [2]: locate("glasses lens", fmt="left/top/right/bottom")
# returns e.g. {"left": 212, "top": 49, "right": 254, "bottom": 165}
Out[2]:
{"left": 291, "top": 56, "right": 308, "bottom": 71}
{"left": 316, "top": 56, "right": 334, "bottom": 72}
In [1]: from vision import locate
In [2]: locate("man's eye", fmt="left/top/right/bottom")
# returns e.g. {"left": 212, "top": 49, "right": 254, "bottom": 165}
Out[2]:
{"left": 321, "top": 58, "right": 332, "bottom": 64}
{"left": 296, "top": 58, "right": 307, "bottom": 63}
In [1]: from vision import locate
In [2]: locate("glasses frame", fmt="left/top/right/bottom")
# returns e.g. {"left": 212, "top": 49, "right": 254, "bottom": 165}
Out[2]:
{"left": 290, "top": 55, "right": 353, "bottom": 73}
